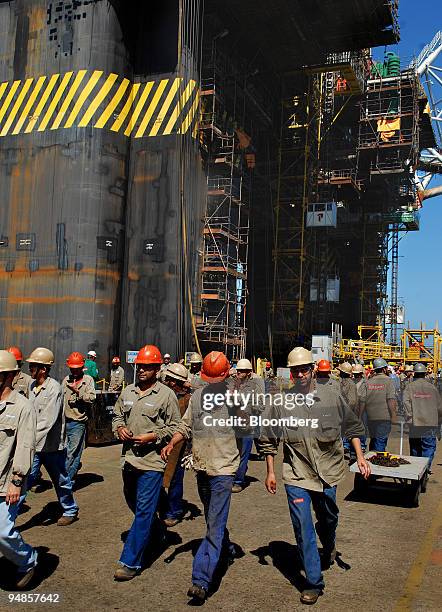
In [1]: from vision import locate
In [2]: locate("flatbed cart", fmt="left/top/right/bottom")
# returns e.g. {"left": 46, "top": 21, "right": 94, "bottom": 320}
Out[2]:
{"left": 350, "top": 452, "right": 430, "bottom": 507}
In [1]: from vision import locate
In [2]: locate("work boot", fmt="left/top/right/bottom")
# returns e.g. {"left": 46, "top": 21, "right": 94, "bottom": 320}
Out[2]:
{"left": 187, "top": 584, "right": 207, "bottom": 602}
{"left": 114, "top": 566, "right": 137, "bottom": 581}
{"left": 57, "top": 515, "right": 78, "bottom": 526}
{"left": 322, "top": 545, "right": 337, "bottom": 569}
{"left": 164, "top": 517, "right": 180, "bottom": 528}
{"left": 15, "top": 566, "right": 36, "bottom": 590}
{"left": 231, "top": 484, "right": 243, "bottom": 493}
{"left": 300, "top": 589, "right": 323, "bottom": 605}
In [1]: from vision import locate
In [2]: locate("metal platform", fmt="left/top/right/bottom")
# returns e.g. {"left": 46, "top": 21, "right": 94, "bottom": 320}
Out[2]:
{"left": 350, "top": 452, "right": 430, "bottom": 507}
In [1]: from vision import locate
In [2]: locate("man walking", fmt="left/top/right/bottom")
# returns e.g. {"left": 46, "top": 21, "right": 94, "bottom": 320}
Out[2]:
{"left": 0, "top": 350, "right": 38, "bottom": 589}
{"left": 7, "top": 347, "right": 32, "bottom": 398}
{"left": 161, "top": 351, "right": 243, "bottom": 602}
{"left": 162, "top": 363, "right": 192, "bottom": 527}
{"left": 62, "top": 352, "right": 96, "bottom": 484}
{"left": 23, "top": 348, "right": 79, "bottom": 526}
{"left": 258, "top": 347, "right": 370, "bottom": 605}
{"left": 403, "top": 363, "right": 442, "bottom": 470}
{"left": 112, "top": 345, "right": 180, "bottom": 581}
{"left": 363, "top": 358, "right": 398, "bottom": 451}
{"left": 232, "top": 358, "right": 265, "bottom": 493}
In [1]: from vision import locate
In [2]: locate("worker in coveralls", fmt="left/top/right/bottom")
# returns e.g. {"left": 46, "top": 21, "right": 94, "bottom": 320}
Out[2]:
{"left": 188, "top": 353, "right": 206, "bottom": 391}
{"left": 112, "top": 345, "right": 180, "bottom": 581}
{"left": 315, "top": 360, "right": 339, "bottom": 392}
{"left": 22, "top": 348, "right": 79, "bottom": 526}
{"left": 62, "top": 352, "right": 96, "bottom": 484}
{"left": 403, "top": 362, "right": 442, "bottom": 470}
{"left": 7, "top": 347, "right": 32, "bottom": 399}
{"left": 337, "top": 362, "right": 359, "bottom": 457}
{"left": 352, "top": 364, "right": 367, "bottom": 451}
{"left": 232, "top": 358, "right": 265, "bottom": 493}
{"left": 362, "top": 357, "right": 398, "bottom": 451}
{"left": 0, "top": 351, "right": 38, "bottom": 589}
{"left": 162, "top": 363, "right": 192, "bottom": 526}
{"left": 401, "top": 365, "right": 414, "bottom": 392}
{"left": 258, "top": 347, "right": 370, "bottom": 605}
{"left": 109, "top": 356, "right": 125, "bottom": 392}
{"left": 162, "top": 351, "right": 246, "bottom": 602}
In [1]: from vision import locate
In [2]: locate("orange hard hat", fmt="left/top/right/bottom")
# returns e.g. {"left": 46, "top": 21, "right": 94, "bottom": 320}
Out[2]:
{"left": 112, "top": 356, "right": 120, "bottom": 364}
{"left": 317, "top": 359, "right": 331, "bottom": 372}
{"left": 66, "top": 351, "right": 85, "bottom": 368}
{"left": 7, "top": 346, "right": 23, "bottom": 361}
{"left": 135, "top": 345, "right": 162, "bottom": 365}
{"left": 201, "top": 351, "right": 230, "bottom": 383}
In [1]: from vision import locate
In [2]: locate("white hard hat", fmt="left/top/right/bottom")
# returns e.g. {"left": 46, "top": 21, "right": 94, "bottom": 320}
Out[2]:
{"left": 236, "top": 358, "right": 253, "bottom": 370}
{"left": 0, "top": 350, "right": 19, "bottom": 373}
{"left": 87, "top": 350, "right": 97, "bottom": 358}
{"left": 338, "top": 362, "right": 353, "bottom": 374}
{"left": 164, "top": 353, "right": 171, "bottom": 359}
{"left": 287, "top": 347, "right": 313, "bottom": 367}
{"left": 352, "top": 364, "right": 364, "bottom": 374}
{"left": 26, "top": 347, "right": 55, "bottom": 365}
{"left": 165, "top": 363, "right": 189, "bottom": 382}
{"left": 189, "top": 352, "right": 203, "bottom": 364}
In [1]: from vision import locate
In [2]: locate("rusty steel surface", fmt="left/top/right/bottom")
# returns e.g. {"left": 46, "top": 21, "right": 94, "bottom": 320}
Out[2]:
{"left": 0, "top": 1, "right": 205, "bottom": 377}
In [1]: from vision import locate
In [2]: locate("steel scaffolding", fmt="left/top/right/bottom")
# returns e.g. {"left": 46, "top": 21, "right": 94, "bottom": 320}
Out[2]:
{"left": 197, "top": 62, "right": 250, "bottom": 360}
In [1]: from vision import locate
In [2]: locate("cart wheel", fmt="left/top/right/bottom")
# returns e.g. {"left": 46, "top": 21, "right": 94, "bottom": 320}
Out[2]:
{"left": 354, "top": 473, "right": 369, "bottom": 492}
{"left": 421, "top": 471, "right": 429, "bottom": 494}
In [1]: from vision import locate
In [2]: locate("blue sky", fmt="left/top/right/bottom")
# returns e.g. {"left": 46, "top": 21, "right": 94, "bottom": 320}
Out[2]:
{"left": 380, "top": 0, "right": 442, "bottom": 331}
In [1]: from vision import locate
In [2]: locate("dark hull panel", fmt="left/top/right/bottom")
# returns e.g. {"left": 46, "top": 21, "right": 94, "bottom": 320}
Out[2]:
{"left": 0, "top": 1, "right": 131, "bottom": 379}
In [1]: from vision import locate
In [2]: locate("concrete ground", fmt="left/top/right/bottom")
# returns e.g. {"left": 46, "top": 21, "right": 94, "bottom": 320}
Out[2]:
{"left": 1, "top": 435, "right": 441, "bottom": 612}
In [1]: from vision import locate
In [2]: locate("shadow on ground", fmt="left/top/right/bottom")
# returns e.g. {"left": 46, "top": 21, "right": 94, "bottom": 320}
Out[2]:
{"left": 0, "top": 546, "right": 59, "bottom": 591}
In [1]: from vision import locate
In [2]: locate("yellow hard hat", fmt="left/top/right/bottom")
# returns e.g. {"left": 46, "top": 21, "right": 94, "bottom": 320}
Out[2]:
{"left": 26, "top": 347, "right": 55, "bottom": 365}
{"left": 287, "top": 347, "right": 313, "bottom": 367}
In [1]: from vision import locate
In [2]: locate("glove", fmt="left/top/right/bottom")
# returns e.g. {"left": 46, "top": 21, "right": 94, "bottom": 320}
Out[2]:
{"left": 181, "top": 452, "right": 194, "bottom": 471}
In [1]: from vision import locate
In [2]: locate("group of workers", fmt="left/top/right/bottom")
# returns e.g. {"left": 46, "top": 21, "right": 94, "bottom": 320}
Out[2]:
{"left": 1, "top": 342, "right": 441, "bottom": 606}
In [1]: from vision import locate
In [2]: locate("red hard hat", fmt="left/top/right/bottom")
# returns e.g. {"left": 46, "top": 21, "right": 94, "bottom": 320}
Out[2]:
{"left": 317, "top": 359, "right": 331, "bottom": 372}
{"left": 201, "top": 351, "right": 230, "bottom": 383}
{"left": 7, "top": 346, "right": 23, "bottom": 361}
{"left": 112, "top": 356, "right": 120, "bottom": 364}
{"left": 66, "top": 351, "right": 85, "bottom": 368}
{"left": 135, "top": 345, "right": 162, "bottom": 365}
{"left": 266, "top": 361, "right": 271, "bottom": 367}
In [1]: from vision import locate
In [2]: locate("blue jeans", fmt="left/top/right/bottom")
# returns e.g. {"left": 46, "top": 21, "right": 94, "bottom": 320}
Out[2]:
{"left": 0, "top": 498, "right": 37, "bottom": 573}
{"left": 66, "top": 420, "right": 87, "bottom": 484}
{"left": 344, "top": 415, "right": 367, "bottom": 453}
{"left": 192, "top": 473, "right": 234, "bottom": 591}
{"left": 409, "top": 428, "right": 437, "bottom": 469}
{"left": 285, "top": 484, "right": 339, "bottom": 591}
{"left": 24, "top": 450, "right": 78, "bottom": 517}
{"left": 165, "top": 463, "right": 185, "bottom": 519}
{"left": 120, "top": 465, "right": 163, "bottom": 569}
{"left": 234, "top": 437, "right": 253, "bottom": 486}
{"left": 368, "top": 420, "right": 391, "bottom": 452}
